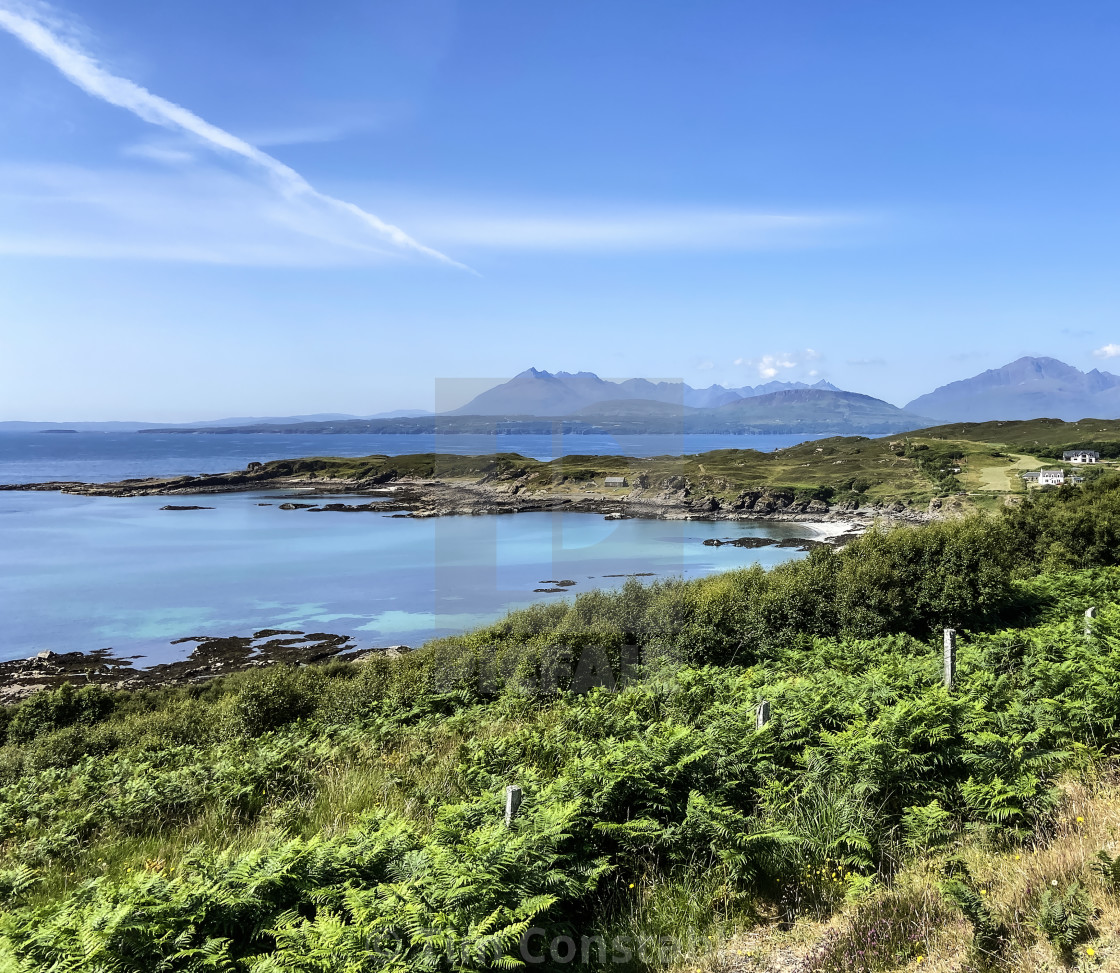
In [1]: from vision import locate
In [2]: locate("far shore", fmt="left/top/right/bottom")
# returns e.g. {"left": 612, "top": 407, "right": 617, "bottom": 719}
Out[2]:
{"left": 0, "top": 462, "right": 928, "bottom": 529}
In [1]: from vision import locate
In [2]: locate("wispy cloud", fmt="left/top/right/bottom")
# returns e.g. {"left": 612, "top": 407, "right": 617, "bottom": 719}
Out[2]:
{"left": 0, "top": 3, "right": 873, "bottom": 266}
{"left": 121, "top": 140, "right": 195, "bottom": 165}
{"left": 1093, "top": 343, "right": 1120, "bottom": 359}
{"left": 734, "top": 349, "right": 822, "bottom": 380}
{"left": 406, "top": 208, "right": 863, "bottom": 252}
{"left": 846, "top": 357, "right": 886, "bottom": 367}
{"left": 249, "top": 118, "right": 385, "bottom": 148}
{"left": 0, "top": 163, "right": 423, "bottom": 266}
{"left": 0, "top": 2, "right": 466, "bottom": 270}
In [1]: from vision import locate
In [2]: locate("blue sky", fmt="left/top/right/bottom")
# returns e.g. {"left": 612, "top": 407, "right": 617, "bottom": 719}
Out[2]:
{"left": 1, "top": 0, "right": 1119, "bottom": 420}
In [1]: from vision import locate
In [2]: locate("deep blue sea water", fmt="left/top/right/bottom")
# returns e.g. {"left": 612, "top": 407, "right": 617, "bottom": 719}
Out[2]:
{"left": 0, "top": 432, "right": 828, "bottom": 664}
{"left": 0, "top": 431, "right": 826, "bottom": 485}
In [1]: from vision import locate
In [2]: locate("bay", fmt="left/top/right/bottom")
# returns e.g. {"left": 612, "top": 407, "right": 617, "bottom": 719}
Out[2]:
{"left": 0, "top": 432, "right": 834, "bottom": 665}
{"left": 0, "top": 489, "right": 819, "bottom": 664}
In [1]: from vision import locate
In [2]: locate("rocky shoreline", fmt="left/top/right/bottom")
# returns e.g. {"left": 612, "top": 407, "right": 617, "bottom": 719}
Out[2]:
{"left": 0, "top": 465, "right": 935, "bottom": 525}
{"left": 0, "top": 631, "right": 409, "bottom": 705}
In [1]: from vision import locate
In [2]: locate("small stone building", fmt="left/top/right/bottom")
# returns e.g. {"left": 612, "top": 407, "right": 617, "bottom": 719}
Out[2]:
{"left": 604, "top": 476, "right": 627, "bottom": 488}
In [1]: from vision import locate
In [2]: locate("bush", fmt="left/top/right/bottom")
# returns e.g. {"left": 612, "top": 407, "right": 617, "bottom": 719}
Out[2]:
{"left": 24, "top": 724, "right": 121, "bottom": 771}
{"left": 1033, "top": 879, "right": 1096, "bottom": 960}
{"left": 941, "top": 875, "right": 1007, "bottom": 963}
{"left": 1093, "top": 850, "right": 1120, "bottom": 895}
{"left": 796, "top": 485, "right": 836, "bottom": 502}
{"left": 226, "top": 666, "right": 319, "bottom": 736}
{"left": 7, "top": 683, "right": 116, "bottom": 745}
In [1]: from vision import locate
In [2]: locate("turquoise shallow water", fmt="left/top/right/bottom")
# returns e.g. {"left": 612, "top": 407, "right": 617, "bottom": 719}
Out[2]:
{"left": 0, "top": 489, "right": 813, "bottom": 663}
{"left": 0, "top": 432, "right": 830, "bottom": 664}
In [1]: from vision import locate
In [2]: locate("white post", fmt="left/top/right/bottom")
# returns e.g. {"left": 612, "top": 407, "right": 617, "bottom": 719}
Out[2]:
{"left": 943, "top": 629, "right": 957, "bottom": 690}
{"left": 1085, "top": 607, "right": 1097, "bottom": 638}
{"left": 756, "top": 699, "right": 770, "bottom": 729}
{"left": 505, "top": 785, "right": 523, "bottom": 826}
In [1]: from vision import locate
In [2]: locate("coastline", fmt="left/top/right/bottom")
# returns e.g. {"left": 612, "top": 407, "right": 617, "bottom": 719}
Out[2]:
{"left": 0, "top": 504, "right": 848, "bottom": 702}
{"left": 0, "top": 452, "right": 941, "bottom": 700}
{"left": 0, "top": 467, "right": 932, "bottom": 527}
{"left": 0, "top": 632, "right": 408, "bottom": 706}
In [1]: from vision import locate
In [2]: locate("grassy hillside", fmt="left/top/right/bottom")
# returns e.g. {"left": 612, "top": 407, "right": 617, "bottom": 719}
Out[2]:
{"left": 246, "top": 418, "right": 1120, "bottom": 514}
{"left": 4, "top": 479, "right": 1120, "bottom": 969}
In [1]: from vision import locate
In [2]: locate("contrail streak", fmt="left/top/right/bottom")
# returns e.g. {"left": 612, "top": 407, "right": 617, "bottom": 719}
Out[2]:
{"left": 0, "top": 3, "right": 470, "bottom": 270}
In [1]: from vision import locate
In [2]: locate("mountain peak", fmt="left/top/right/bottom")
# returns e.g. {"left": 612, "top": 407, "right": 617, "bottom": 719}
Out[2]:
{"left": 449, "top": 368, "right": 853, "bottom": 416}
{"left": 906, "top": 357, "right": 1120, "bottom": 422}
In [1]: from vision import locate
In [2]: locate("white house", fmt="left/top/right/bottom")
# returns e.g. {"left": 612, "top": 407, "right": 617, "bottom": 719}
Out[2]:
{"left": 604, "top": 476, "right": 627, "bottom": 488}
{"left": 1062, "top": 450, "right": 1100, "bottom": 464}
{"left": 1038, "top": 469, "right": 1066, "bottom": 486}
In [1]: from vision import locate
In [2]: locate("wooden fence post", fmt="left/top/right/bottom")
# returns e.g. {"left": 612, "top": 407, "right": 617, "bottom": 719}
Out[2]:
{"left": 505, "top": 785, "right": 523, "bottom": 826}
{"left": 943, "top": 629, "right": 957, "bottom": 689}
{"left": 756, "top": 699, "right": 770, "bottom": 729}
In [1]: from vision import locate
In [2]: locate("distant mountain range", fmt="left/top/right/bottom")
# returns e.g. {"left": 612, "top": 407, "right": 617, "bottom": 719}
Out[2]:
{"left": 135, "top": 373, "right": 934, "bottom": 436}
{"left": 905, "top": 357, "right": 1120, "bottom": 422}
{"left": 448, "top": 368, "right": 842, "bottom": 415}
{"left": 7, "top": 357, "right": 1120, "bottom": 435}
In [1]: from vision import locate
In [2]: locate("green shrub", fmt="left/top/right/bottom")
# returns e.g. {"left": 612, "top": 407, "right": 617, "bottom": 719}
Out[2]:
{"left": 941, "top": 874, "right": 1007, "bottom": 964}
{"left": 1033, "top": 879, "right": 1096, "bottom": 960}
{"left": 796, "top": 485, "right": 835, "bottom": 502}
{"left": 226, "top": 666, "right": 319, "bottom": 736}
{"left": 24, "top": 723, "right": 121, "bottom": 771}
{"left": 1093, "top": 850, "right": 1120, "bottom": 895}
{"left": 7, "top": 683, "right": 115, "bottom": 744}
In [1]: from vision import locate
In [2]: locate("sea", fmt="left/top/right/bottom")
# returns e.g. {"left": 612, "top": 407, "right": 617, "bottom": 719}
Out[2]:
{"left": 0, "top": 432, "right": 829, "bottom": 664}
